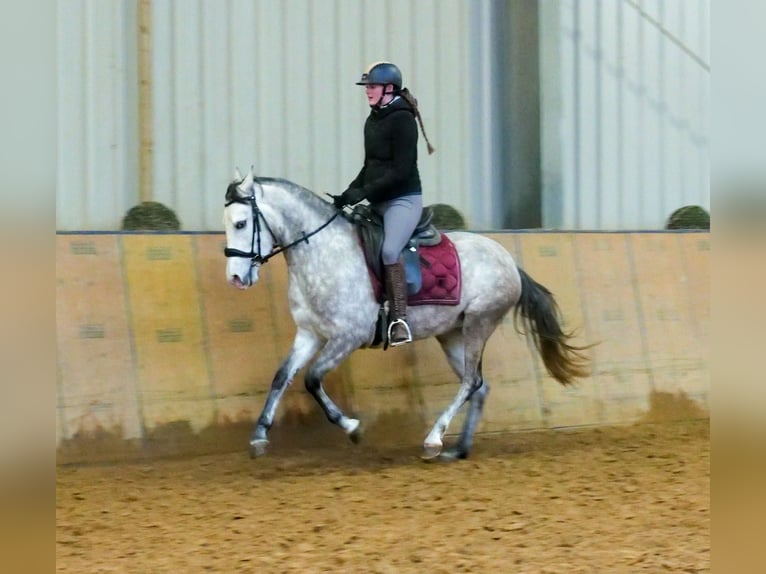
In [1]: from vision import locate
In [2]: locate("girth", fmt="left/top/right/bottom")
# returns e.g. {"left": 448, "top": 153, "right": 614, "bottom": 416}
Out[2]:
{"left": 351, "top": 204, "right": 442, "bottom": 280}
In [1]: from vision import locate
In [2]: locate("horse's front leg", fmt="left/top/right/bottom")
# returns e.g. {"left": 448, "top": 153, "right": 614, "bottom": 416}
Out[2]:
{"left": 304, "top": 338, "right": 363, "bottom": 443}
{"left": 250, "top": 328, "right": 320, "bottom": 457}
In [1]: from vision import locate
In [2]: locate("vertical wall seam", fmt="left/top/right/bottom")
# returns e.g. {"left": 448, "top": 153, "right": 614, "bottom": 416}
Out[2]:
{"left": 404, "top": 342, "right": 429, "bottom": 429}
{"left": 676, "top": 233, "right": 703, "bottom": 345}
{"left": 117, "top": 235, "right": 147, "bottom": 448}
{"left": 571, "top": 235, "right": 603, "bottom": 424}
{"left": 625, "top": 234, "right": 655, "bottom": 392}
{"left": 513, "top": 234, "right": 549, "bottom": 428}
{"left": 138, "top": 0, "right": 153, "bottom": 202}
{"left": 192, "top": 236, "right": 219, "bottom": 422}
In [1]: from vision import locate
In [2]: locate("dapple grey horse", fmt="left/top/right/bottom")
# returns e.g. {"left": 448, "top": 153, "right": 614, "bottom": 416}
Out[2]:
{"left": 223, "top": 168, "right": 590, "bottom": 460}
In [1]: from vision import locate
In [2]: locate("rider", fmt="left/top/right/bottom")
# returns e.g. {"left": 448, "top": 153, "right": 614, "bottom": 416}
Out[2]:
{"left": 333, "top": 61, "right": 435, "bottom": 346}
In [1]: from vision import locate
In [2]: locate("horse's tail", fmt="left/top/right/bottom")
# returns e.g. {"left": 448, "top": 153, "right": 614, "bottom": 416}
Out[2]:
{"left": 513, "top": 268, "right": 592, "bottom": 386}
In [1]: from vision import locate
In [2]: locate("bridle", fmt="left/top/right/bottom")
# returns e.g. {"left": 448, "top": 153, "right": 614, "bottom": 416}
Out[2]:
{"left": 223, "top": 178, "right": 340, "bottom": 267}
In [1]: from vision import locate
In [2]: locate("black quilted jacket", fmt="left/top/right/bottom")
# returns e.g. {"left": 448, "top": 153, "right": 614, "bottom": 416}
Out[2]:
{"left": 344, "top": 96, "right": 422, "bottom": 205}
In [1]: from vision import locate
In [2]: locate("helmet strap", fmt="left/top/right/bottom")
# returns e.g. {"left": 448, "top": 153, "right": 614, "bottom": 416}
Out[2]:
{"left": 369, "top": 84, "right": 398, "bottom": 109}
{"left": 367, "top": 85, "right": 384, "bottom": 109}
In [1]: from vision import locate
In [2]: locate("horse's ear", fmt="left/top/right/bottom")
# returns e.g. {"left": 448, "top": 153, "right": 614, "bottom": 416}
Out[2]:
{"left": 240, "top": 166, "right": 254, "bottom": 193}
{"left": 233, "top": 167, "right": 242, "bottom": 181}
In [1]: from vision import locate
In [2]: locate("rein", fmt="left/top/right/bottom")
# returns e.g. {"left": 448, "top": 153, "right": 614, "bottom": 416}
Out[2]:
{"left": 224, "top": 180, "right": 340, "bottom": 266}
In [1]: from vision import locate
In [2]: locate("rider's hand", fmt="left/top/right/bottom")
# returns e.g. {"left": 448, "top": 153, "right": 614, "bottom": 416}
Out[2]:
{"left": 340, "top": 187, "right": 367, "bottom": 207}
{"left": 331, "top": 194, "right": 347, "bottom": 210}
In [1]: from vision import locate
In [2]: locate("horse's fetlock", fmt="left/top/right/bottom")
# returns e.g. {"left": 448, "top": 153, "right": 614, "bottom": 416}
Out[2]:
{"left": 252, "top": 424, "right": 269, "bottom": 440}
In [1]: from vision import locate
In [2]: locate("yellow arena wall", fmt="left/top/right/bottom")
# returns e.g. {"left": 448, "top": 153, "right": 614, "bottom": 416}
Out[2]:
{"left": 56, "top": 232, "right": 709, "bottom": 464}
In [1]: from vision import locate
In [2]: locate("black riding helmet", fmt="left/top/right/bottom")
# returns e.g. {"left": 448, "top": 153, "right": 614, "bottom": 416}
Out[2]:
{"left": 356, "top": 61, "right": 402, "bottom": 94}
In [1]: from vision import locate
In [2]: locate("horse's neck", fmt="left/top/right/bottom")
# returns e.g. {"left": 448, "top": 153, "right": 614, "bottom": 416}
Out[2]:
{"left": 264, "top": 189, "right": 357, "bottom": 265}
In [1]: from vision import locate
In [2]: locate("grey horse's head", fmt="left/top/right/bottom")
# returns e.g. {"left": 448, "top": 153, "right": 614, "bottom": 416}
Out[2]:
{"left": 223, "top": 167, "right": 275, "bottom": 289}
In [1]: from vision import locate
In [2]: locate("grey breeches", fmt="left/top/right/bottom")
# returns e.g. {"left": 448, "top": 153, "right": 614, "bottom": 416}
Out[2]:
{"left": 373, "top": 194, "right": 424, "bottom": 265}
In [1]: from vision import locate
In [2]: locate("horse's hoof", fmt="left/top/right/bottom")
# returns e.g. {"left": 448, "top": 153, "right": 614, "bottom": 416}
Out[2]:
{"left": 250, "top": 439, "right": 269, "bottom": 458}
{"left": 439, "top": 447, "right": 469, "bottom": 462}
{"left": 349, "top": 424, "right": 364, "bottom": 445}
{"left": 344, "top": 418, "right": 363, "bottom": 444}
{"left": 421, "top": 442, "right": 443, "bottom": 460}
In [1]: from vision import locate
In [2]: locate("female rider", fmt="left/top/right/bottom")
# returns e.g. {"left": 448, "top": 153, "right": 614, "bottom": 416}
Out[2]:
{"left": 333, "top": 62, "right": 435, "bottom": 346}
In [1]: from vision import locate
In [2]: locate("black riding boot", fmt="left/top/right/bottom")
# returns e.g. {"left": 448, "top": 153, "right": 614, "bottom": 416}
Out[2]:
{"left": 383, "top": 260, "right": 413, "bottom": 346}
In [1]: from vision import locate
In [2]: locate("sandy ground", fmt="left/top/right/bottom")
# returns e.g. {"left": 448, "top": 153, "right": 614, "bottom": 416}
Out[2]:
{"left": 57, "top": 419, "right": 709, "bottom": 573}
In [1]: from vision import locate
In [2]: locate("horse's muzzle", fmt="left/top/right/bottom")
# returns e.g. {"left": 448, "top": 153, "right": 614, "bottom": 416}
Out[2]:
{"left": 230, "top": 275, "right": 250, "bottom": 290}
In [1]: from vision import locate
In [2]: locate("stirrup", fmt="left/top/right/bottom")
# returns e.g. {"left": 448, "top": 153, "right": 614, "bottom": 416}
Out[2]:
{"left": 387, "top": 318, "right": 413, "bottom": 346}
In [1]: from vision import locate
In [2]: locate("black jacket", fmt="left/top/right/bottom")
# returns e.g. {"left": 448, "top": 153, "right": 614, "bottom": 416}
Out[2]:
{"left": 344, "top": 96, "right": 421, "bottom": 205}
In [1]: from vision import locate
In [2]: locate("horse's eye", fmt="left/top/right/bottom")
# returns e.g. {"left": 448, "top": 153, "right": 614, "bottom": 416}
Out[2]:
{"left": 235, "top": 221, "right": 247, "bottom": 230}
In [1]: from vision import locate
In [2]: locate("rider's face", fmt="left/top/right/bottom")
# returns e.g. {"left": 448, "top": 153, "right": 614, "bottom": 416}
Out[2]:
{"left": 365, "top": 84, "right": 393, "bottom": 107}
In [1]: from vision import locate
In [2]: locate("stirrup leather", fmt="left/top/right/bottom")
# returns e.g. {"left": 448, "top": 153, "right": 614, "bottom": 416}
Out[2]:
{"left": 387, "top": 318, "right": 413, "bottom": 346}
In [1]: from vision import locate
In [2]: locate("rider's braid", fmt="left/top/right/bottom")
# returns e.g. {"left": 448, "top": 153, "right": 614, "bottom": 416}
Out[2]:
{"left": 399, "top": 87, "right": 435, "bottom": 155}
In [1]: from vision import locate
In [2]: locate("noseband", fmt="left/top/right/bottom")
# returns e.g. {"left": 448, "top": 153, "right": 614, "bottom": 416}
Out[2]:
{"left": 224, "top": 179, "right": 340, "bottom": 267}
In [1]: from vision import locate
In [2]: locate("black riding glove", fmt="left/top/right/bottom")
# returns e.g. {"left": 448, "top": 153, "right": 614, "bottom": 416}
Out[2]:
{"left": 340, "top": 187, "right": 368, "bottom": 207}
{"left": 332, "top": 194, "right": 347, "bottom": 210}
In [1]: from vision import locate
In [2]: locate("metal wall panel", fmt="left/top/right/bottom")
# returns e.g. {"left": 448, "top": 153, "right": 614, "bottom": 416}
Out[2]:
{"left": 542, "top": 0, "right": 710, "bottom": 229}
{"left": 150, "top": 0, "right": 475, "bottom": 230}
{"left": 56, "top": 0, "right": 139, "bottom": 230}
{"left": 56, "top": 0, "right": 709, "bottom": 231}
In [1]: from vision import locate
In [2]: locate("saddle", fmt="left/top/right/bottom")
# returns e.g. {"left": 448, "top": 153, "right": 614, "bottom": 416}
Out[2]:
{"left": 349, "top": 204, "right": 462, "bottom": 349}
{"left": 350, "top": 204, "right": 442, "bottom": 281}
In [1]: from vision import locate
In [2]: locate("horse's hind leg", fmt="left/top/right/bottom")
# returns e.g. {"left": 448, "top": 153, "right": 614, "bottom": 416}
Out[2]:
{"left": 423, "top": 321, "right": 492, "bottom": 459}
{"left": 442, "top": 375, "right": 489, "bottom": 461}
{"left": 435, "top": 330, "right": 490, "bottom": 461}
{"left": 250, "top": 329, "right": 320, "bottom": 457}
{"left": 304, "top": 338, "right": 364, "bottom": 442}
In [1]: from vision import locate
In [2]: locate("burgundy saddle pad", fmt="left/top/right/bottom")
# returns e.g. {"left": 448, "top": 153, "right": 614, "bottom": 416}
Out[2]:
{"left": 365, "top": 234, "right": 462, "bottom": 306}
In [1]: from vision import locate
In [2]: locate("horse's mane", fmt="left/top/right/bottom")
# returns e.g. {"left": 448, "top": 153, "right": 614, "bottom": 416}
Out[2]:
{"left": 226, "top": 177, "right": 335, "bottom": 217}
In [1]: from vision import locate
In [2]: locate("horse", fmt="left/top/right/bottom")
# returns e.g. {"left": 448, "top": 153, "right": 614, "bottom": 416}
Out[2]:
{"left": 223, "top": 167, "right": 590, "bottom": 460}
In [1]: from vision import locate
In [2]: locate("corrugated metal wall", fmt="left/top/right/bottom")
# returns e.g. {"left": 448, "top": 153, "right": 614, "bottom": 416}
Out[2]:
{"left": 55, "top": 0, "right": 476, "bottom": 231}
{"left": 57, "top": 0, "right": 139, "bottom": 230}
{"left": 56, "top": 0, "right": 709, "bottom": 231}
{"left": 130, "top": 0, "right": 469, "bottom": 233}
{"left": 150, "top": 0, "right": 475, "bottom": 231}
{"left": 541, "top": 0, "right": 710, "bottom": 229}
